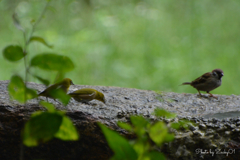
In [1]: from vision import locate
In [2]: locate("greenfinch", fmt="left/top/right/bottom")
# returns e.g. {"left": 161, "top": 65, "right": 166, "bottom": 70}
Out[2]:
{"left": 38, "top": 78, "right": 74, "bottom": 100}
{"left": 68, "top": 88, "right": 106, "bottom": 104}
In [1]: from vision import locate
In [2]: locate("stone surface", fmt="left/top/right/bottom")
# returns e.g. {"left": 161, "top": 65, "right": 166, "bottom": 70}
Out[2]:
{"left": 0, "top": 80, "right": 240, "bottom": 159}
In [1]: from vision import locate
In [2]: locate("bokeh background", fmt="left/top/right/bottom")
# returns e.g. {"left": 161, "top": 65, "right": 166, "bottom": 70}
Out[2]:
{"left": 1, "top": 0, "right": 240, "bottom": 95}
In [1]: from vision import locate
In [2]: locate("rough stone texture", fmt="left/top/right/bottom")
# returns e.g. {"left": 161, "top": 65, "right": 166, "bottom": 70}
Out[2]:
{"left": 0, "top": 80, "right": 240, "bottom": 160}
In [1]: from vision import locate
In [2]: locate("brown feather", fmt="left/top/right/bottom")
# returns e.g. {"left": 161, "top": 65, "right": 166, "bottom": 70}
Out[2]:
{"left": 181, "top": 69, "right": 224, "bottom": 99}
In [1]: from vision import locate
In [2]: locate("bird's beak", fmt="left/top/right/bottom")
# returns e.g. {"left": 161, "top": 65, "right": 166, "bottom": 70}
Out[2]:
{"left": 221, "top": 73, "right": 224, "bottom": 76}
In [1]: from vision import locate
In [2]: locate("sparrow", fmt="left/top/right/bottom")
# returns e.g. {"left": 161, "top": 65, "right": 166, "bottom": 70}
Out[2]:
{"left": 182, "top": 69, "right": 224, "bottom": 98}
{"left": 38, "top": 78, "right": 74, "bottom": 100}
{"left": 68, "top": 88, "right": 106, "bottom": 104}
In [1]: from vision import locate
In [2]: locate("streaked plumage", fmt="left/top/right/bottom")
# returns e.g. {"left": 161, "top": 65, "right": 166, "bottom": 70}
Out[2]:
{"left": 182, "top": 69, "right": 224, "bottom": 98}
{"left": 68, "top": 88, "right": 106, "bottom": 104}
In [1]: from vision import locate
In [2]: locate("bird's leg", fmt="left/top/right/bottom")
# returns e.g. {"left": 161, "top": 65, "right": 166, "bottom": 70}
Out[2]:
{"left": 197, "top": 90, "right": 202, "bottom": 98}
{"left": 207, "top": 92, "right": 218, "bottom": 99}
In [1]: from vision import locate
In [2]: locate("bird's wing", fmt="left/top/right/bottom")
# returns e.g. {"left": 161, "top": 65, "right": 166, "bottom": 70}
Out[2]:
{"left": 69, "top": 92, "right": 95, "bottom": 96}
{"left": 69, "top": 89, "right": 96, "bottom": 99}
{"left": 191, "top": 72, "right": 211, "bottom": 85}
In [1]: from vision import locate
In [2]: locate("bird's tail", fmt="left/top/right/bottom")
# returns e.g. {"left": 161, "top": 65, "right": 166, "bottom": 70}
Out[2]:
{"left": 181, "top": 82, "right": 191, "bottom": 85}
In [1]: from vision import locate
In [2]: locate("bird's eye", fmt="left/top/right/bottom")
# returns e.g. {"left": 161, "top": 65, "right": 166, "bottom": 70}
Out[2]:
{"left": 213, "top": 72, "right": 217, "bottom": 76}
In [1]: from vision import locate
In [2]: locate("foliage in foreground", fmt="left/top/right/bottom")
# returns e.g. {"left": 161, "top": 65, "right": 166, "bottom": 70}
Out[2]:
{"left": 2, "top": 0, "right": 79, "bottom": 147}
{"left": 23, "top": 101, "right": 78, "bottom": 146}
{"left": 99, "top": 108, "right": 193, "bottom": 160}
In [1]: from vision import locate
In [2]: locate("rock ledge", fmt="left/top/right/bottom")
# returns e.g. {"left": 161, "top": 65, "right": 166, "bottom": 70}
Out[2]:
{"left": 0, "top": 80, "right": 239, "bottom": 160}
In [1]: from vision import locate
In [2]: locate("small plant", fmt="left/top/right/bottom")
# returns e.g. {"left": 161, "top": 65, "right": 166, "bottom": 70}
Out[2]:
{"left": 2, "top": 0, "right": 79, "bottom": 147}
{"left": 99, "top": 108, "right": 193, "bottom": 160}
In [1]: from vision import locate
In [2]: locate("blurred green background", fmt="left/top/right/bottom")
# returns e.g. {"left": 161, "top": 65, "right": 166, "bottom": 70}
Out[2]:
{"left": 1, "top": 0, "right": 240, "bottom": 95}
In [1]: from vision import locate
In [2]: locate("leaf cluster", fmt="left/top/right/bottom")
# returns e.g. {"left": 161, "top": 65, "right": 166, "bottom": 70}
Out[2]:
{"left": 2, "top": 1, "right": 78, "bottom": 147}
{"left": 99, "top": 108, "right": 194, "bottom": 160}
{"left": 23, "top": 101, "right": 79, "bottom": 146}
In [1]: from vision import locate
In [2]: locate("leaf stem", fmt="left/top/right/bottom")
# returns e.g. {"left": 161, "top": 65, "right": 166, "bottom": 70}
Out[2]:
{"left": 22, "top": 0, "right": 51, "bottom": 94}
{"left": 19, "top": 2, "right": 51, "bottom": 160}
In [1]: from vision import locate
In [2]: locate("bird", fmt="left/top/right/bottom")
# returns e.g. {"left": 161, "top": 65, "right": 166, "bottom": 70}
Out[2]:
{"left": 38, "top": 78, "right": 74, "bottom": 100}
{"left": 182, "top": 69, "right": 224, "bottom": 99}
{"left": 68, "top": 88, "right": 106, "bottom": 104}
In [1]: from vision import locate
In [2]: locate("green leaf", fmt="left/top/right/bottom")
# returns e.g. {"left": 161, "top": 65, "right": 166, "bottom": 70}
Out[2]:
{"left": 130, "top": 116, "right": 149, "bottom": 128}
{"left": 164, "top": 134, "right": 175, "bottom": 142}
{"left": 29, "top": 36, "right": 53, "bottom": 48}
{"left": 39, "top": 101, "right": 56, "bottom": 111}
{"left": 130, "top": 116, "right": 149, "bottom": 136}
{"left": 171, "top": 120, "right": 195, "bottom": 130}
{"left": 22, "top": 112, "right": 63, "bottom": 147}
{"left": 32, "top": 74, "right": 50, "bottom": 86}
{"left": 54, "top": 116, "right": 79, "bottom": 140}
{"left": 98, "top": 123, "right": 138, "bottom": 160}
{"left": 153, "top": 108, "right": 176, "bottom": 119}
{"left": 117, "top": 121, "right": 132, "bottom": 132}
{"left": 133, "top": 141, "right": 149, "bottom": 156}
{"left": 8, "top": 75, "right": 37, "bottom": 103}
{"left": 54, "top": 72, "right": 65, "bottom": 84}
{"left": 149, "top": 121, "right": 168, "bottom": 146}
{"left": 31, "top": 111, "right": 43, "bottom": 117}
{"left": 143, "top": 151, "right": 166, "bottom": 160}
{"left": 178, "top": 120, "right": 193, "bottom": 130}
{"left": 49, "top": 89, "right": 71, "bottom": 106}
{"left": 8, "top": 75, "right": 25, "bottom": 103}
{"left": 26, "top": 87, "right": 38, "bottom": 100}
{"left": 30, "top": 53, "right": 74, "bottom": 72}
{"left": 170, "top": 122, "right": 181, "bottom": 130}
{"left": 3, "top": 45, "right": 25, "bottom": 62}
